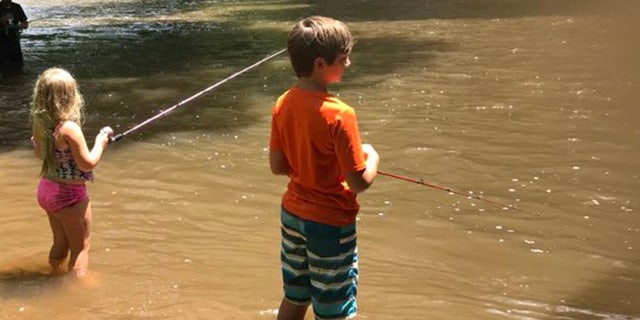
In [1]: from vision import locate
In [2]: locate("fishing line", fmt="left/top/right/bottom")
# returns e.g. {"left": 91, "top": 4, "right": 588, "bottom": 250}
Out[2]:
{"left": 377, "top": 170, "right": 527, "bottom": 212}
{"left": 109, "top": 48, "right": 287, "bottom": 143}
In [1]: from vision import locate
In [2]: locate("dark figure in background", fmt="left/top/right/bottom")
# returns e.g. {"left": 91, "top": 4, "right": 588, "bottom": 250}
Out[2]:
{"left": 0, "top": 0, "right": 28, "bottom": 69}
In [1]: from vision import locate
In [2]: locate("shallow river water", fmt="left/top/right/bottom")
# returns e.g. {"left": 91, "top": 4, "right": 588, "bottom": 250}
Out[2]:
{"left": 1, "top": 0, "right": 638, "bottom": 319}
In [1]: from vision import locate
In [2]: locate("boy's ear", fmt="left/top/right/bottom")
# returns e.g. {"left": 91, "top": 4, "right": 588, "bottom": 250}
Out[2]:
{"left": 313, "top": 57, "right": 327, "bottom": 70}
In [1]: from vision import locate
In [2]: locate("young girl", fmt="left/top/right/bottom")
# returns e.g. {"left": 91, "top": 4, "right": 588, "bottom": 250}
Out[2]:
{"left": 29, "top": 67, "right": 113, "bottom": 279}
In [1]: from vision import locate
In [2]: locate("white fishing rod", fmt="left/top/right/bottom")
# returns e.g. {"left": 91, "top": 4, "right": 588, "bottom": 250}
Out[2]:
{"left": 110, "top": 48, "right": 287, "bottom": 143}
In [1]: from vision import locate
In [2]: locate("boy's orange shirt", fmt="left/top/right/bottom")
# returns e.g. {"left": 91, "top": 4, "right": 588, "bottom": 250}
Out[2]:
{"left": 270, "top": 86, "right": 367, "bottom": 227}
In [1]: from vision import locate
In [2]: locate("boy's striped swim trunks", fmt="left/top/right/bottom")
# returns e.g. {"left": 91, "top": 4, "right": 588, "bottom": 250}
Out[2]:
{"left": 280, "top": 206, "right": 358, "bottom": 320}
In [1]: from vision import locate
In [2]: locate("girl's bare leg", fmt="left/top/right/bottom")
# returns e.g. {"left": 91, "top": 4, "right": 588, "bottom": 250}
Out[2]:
{"left": 53, "top": 198, "right": 92, "bottom": 279}
{"left": 46, "top": 212, "right": 69, "bottom": 274}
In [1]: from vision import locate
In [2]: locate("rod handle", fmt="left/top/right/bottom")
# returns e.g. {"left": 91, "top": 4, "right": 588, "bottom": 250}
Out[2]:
{"left": 109, "top": 133, "right": 125, "bottom": 144}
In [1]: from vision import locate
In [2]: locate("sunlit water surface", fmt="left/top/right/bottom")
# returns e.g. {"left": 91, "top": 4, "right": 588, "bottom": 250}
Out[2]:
{"left": 1, "top": 0, "right": 638, "bottom": 319}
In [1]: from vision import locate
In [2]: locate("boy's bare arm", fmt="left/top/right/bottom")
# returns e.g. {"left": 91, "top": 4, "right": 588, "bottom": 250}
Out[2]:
{"left": 344, "top": 144, "right": 380, "bottom": 194}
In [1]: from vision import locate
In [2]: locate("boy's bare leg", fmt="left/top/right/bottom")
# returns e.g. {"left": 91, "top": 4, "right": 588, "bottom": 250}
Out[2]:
{"left": 277, "top": 298, "right": 309, "bottom": 320}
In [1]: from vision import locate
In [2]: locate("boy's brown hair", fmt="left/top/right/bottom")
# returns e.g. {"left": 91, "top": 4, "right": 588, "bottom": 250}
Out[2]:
{"left": 287, "top": 16, "right": 354, "bottom": 78}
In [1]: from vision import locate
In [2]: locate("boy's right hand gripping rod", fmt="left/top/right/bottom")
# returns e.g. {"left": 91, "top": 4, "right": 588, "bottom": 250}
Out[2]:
{"left": 109, "top": 48, "right": 287, "bottom": 144}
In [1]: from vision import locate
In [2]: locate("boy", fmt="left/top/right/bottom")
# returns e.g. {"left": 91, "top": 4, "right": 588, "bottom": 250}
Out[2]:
{"left": 269, "top": 16, "right": 380, "bottom": 320}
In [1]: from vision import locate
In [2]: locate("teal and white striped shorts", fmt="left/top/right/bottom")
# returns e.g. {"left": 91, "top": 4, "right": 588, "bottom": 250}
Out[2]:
{"left": 280, "top": 207, "right": 358, "bottom": 320}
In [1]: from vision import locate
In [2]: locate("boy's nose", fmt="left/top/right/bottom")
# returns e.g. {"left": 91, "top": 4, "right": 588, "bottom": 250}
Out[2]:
{"left": 345, "top": 57, "right": 351, "bottom": 67}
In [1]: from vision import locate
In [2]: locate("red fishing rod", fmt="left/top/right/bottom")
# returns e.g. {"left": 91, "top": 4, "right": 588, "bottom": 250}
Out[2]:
{"left": 377, "top": 170, "right": 523, "bottom": 211}
{"left": 109, "top": 48, "right": 287, "bottom": 143}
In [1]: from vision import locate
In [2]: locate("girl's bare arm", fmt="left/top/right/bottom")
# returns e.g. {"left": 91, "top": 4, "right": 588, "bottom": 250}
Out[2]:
{"left": 60, "top": 121, "right": 112, "bottom": 171}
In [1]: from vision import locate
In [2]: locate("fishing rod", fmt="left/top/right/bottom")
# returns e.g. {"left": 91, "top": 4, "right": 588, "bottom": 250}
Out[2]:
{"left": 109, "top": 48, "right": 287, "bottom": 143}
{"left": 377, "top": 170, "right": 524, "bottom": 211}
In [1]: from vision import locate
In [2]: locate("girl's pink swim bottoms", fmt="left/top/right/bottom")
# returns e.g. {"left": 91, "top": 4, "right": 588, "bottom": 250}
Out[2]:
{"left": 37, "top": 178, "right": 88, "bottom": 213}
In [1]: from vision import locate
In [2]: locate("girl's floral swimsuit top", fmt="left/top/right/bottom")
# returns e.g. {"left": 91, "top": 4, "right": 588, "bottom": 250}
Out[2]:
{"left": 49, "top": 125, "right": 94, "bottom": 182}
{"left": 53, "top": 148, "right": 94, "bottom": 182}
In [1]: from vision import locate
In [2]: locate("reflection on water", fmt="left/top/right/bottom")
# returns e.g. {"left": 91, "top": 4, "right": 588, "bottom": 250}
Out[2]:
{"left": 1, "top": 0, "right": 639, "bottom": 319}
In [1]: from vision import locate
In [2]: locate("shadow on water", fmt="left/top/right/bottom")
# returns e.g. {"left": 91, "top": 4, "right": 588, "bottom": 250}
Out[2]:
{"left": 1, "top": 0, "right": 626, "bottom": 152}
{"left": 348, "top": 37, "right": 457, "bottom": 90}
{"left": 0, "top": 0, "right": 459, "bottom": 153}
{"left": 0, "top": 266, "right": 66, "bottom": 299}
{"left": 36, "top": 0, "right": 198, "bottom": 20}
{"left": 3, "top": 0, "right": 614, "bottom": 153}
{"left": 242, "top": 0, "right": 612, "bottom": 22}
{"left": 29, "top": 0, "right": 610, "bottom": 23}
{"left": 1, "top": 24, "right": 286, "bottom": 152}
